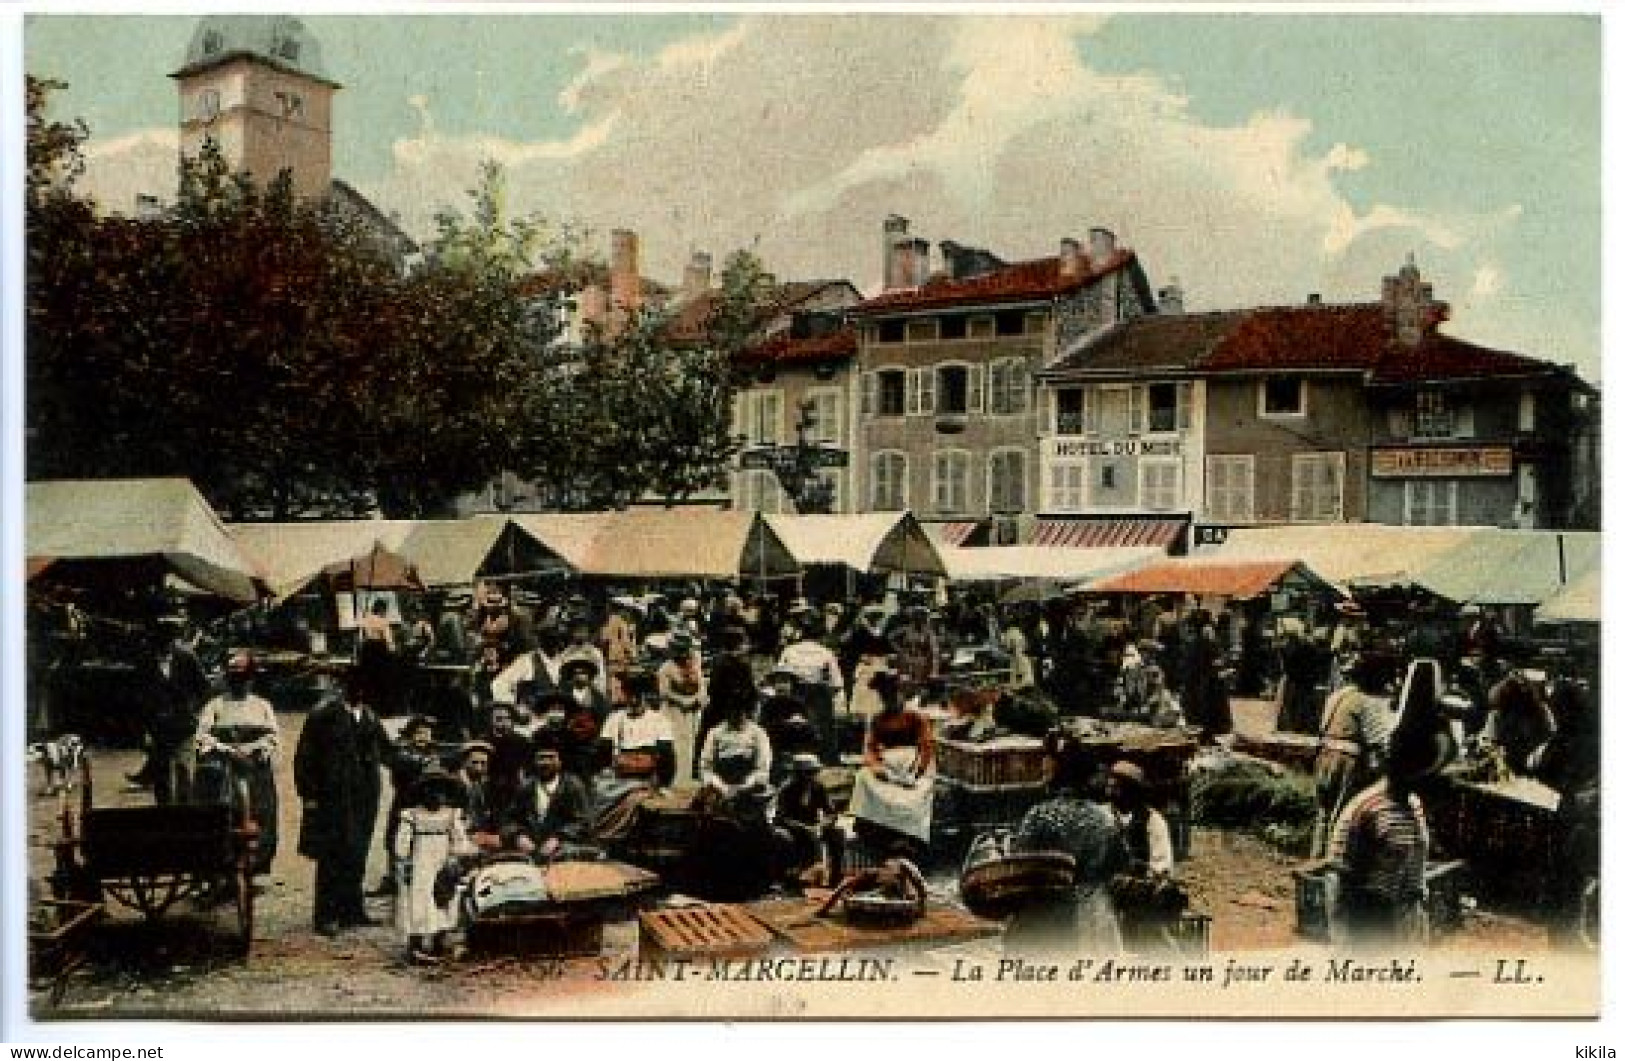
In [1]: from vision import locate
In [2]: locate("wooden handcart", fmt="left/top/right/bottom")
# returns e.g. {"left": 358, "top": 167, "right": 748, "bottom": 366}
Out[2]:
{"left": 49, "top": 757, "right": 260, "bottom": 956}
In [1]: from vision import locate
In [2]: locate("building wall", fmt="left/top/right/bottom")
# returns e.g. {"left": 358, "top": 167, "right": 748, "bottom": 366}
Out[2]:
{"left": 1036, "top": 379, "right": 1206, "bottom": 516}
{"left": 730, "top": 362, "right": 858, "bottom": 514}
{"left": 1201, "top": 375, "right": 1371, "bottom": 523}
{"left": 855, "top": 311, "right": 1049, "bottom": 518}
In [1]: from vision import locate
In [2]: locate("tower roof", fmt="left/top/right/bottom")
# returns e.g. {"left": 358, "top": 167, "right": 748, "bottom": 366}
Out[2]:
{"left": 171, "top": 15, "right": 340, "bottom": 88}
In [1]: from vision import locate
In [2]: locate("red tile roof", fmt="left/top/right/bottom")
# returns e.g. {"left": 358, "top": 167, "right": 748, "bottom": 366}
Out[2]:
{"left": 1051, "top": 301, "right": 1573, "bottom": 385}
{"left": 1032, "top": 518, "right": 1186, "bottom": 550}
{"left": 735, "top": 327, "right": 857, "bottom": 367}
{"left": 1087, "top": 559, "right": 1304, "bottom": 598}
{"left": 851, "top": 250, "right": 1137, "bottom": 315}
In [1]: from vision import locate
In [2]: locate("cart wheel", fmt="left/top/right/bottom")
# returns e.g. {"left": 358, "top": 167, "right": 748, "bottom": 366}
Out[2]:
{"left": 235, "top": 864, "right": 254, "bottom": 957}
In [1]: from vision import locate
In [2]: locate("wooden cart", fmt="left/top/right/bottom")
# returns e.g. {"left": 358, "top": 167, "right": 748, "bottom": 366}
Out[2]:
{"left": 50, "top": 757, "right": 259, "bottom": 956}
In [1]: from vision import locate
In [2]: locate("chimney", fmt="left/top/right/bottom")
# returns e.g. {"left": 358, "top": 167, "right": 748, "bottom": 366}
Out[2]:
{"left": 1381, "top": 253, "right": 1447, "bottom": 347}
{"left": 610, "top": 229, "right": 641, "bottom": 313}
{"left": 1087, "top": 227, "right": 1117, "bottom": 263}
{"left": 682, "top": 250, "right": 713, "bottom": 301}
{"left": 1157, "top": 281, "right": 1185, "bottom": 315}
{"left": 906, "top": 238, "right": 932, "bottom": 287}
{"left": 1059, "top": 237, "right": 1084, "bottom": 280}
{"left": 882, "top": 215, "right": 911, "bottom": 290}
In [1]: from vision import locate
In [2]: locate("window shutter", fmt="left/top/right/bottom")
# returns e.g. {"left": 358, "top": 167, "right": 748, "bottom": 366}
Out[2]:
{"left": 967, "top": 364, "right": 985, "bottom": 415}
{"left": 1388, "top": 407, "right": 1413, "bottom": 439}
{"left": 1083, "top": 388, "right": 1099, "bottom": 433}
{"left": 731, "top": 393, "right": 746, "bottom": 439}
{"left": 919, "top": 367, "right": 936, "bottom": 415}
{"left": 1177, "top": 383, "right": 1192, "bottom": 430}
{"left": 861, "top": 372, "right": 876, "bottom": 417}
{"left": 933, "top": 453, "right": 947, "bottom": 510}
{"left": 764, "top": 391, "right": 783, "bottom": 444}
{"left": 905, "top": 369, "right": 920, "bottom": 416}
{"left": 1453, "top": 405, "right": 1475, "bottom": 439}
{"left": 1045, "top": 389, "right": 1057, "bottom": 434}
{"left": 1014, "top": 363, "right": 1030, "bottom": 414}
{"left": 1128, "top": 386, "right": 1146, "bottom": 434}
{"left": 987, "top": 362, "right": 1005, "bottom": 414}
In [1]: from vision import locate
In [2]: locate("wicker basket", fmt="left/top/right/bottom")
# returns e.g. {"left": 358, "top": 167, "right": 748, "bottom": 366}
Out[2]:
{"left": 841, "top": 891, "right": 926, "bottom": 926}
{"left": 936, "top": 737, "right": 1047, "bottom": 790}
{"left": 960, "top": 850, "right": 1077, "bottom": 918}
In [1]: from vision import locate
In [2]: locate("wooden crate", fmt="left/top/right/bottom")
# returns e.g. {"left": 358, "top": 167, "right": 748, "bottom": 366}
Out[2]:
{"left": 466, "top": 911, "right": 603, "bottom": 958}
{"left": 935, "top": 737, "right": 1047, "bottom": 790}
{"left": 640, "top": 904, "right": 775, "bottom": 959}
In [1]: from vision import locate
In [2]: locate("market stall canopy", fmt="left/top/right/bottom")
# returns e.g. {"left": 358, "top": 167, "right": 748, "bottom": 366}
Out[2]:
{"left": 1203, "top": 524, "right": 1484, "bottom": 589}
{"left": 398, "top": 516, "right": 569, "bottom": 587}
{"left": 27, "top": 478, "right": 265, "bottom": 603}
{"left": 1082, "top": 558, "right": 1342, "bottom": 600}
{"left": 1414, "top": 530, "right": 1601, "bottom": 607}
{"left": 766, "top": 513, "right": 946, "bottom": 576}
{"left": 513, "top": 509, "right": 799, "bottom": 579}
{"left": 319, "top": 541, "right": 423, "bottom": 591}
{"left": 230, "top": 519, "right": 418, "bottom": 600}
{"left": 1534, "top": 566, "right": 1601, "bottom": 624}
{"left": 939, "top": 545, "right": 1160, "bottom": 584}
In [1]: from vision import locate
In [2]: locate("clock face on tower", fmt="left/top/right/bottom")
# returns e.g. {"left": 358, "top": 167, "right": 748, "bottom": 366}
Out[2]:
{"left": 195, "top": 89, "right": 220, "bottom": 121}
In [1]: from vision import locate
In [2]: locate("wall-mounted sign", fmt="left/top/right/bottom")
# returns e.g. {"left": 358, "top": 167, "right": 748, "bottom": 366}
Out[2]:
{"left": 1193, "top": 525, "right": 1231, "bottom": 547}
{"left": 1050, "top": 438, "right": 1182, "bottom": 459}
{"left": 1371, "top": 446, "right": 1513, "bottom": 478}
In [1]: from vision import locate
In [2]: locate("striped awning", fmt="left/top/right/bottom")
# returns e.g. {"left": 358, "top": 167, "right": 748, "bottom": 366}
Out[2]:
{"left": 924, "top": 521, "right": 987, "bottom": 547}
{"left": 1033, "top": 518, "right": 1186, "bottom": 550}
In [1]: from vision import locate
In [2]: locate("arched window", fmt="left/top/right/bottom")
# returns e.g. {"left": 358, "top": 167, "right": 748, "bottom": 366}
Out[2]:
{"left": 871, "top": 451, "right": 909, "bottom": 512}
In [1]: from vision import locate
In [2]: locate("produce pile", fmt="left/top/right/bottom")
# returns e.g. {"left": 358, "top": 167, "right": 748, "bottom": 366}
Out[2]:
{"left": 1190, "top": 757, "right": 1317, "bottom": 854}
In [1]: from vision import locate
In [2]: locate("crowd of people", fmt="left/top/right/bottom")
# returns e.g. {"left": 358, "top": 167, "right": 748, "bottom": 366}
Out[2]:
{"left": 28, "top": 572, "right": 1600, "bottom": 961}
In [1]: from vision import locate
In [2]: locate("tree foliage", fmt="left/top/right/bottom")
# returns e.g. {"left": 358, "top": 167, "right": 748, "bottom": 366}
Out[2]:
{"left": 27, "top": 80, "right": 765, "bottom": 518}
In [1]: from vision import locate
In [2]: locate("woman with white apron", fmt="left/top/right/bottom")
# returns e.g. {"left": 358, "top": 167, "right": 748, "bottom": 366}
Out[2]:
{"left": 848, "top": 670, "right": 935, "bottom": 855}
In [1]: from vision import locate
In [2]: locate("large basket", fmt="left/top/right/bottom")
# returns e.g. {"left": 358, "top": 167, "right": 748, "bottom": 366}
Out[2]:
{"left": 841, "top": 891, "right": 926, "bottom": 926}
{"left": 936, "top": 737, "right": 1047, "bottom": 790}
{"left": 959, "top": 836, "right": 1077, "bottom": 919}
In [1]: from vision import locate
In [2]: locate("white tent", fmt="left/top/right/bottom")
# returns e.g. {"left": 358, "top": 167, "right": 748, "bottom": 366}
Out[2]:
{"left": 229, "top": 520, "right": 418, "bottom": 600}
{"left": 513, "top": 509, "right": 799, "bottom": 579}
{"left": 1205, "top": 524, "right": 1485, "bottom": 588}
{"left": 766, "top": 512, "right": 946, "bottom": 576}
{"left": 1535, "top": 566, "right": 1602, "bottom": 624}
{"left": 27, "top": 478, "right": 266, "bottom": 602}
{"left": 1414, "top": 530, "right": 1602, "bottom": 607}
{"left": 398, "top": 516, "right": 570, "bottom": 587}
{"left": 939, "top": 545, "right": 1161, "bottom": 584}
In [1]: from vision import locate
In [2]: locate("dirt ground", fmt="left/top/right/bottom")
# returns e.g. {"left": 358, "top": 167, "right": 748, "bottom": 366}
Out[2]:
{"left": 24, "top": 700, "right": 1555, "bottom": 1020}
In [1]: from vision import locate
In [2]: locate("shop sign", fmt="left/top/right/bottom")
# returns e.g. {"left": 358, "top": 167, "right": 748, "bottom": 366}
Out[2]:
{"left": 1371, "top": 446, "right": 1513, "bottom": 478}
{"left": 1050, "top": 438, "right": 1182, "bottom": 459}
{"left": 1193, "top": 525, "right": 1231, "bottom": 547}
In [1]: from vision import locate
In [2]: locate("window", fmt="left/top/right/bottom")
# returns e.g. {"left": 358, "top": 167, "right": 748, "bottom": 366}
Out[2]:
{"left": 736, "top": 470, "right": 786, "bottom": 514}
{"left": 877, "top": 320, "right": 905, "bottom": 343}
{"left": 275, "top": 91, "right": 305, "bottom": 119}
{"left": 1098, "top": 387, "right": 1131, "bottom": 435}
{"left": 1206, "top": 456, "right": 1255, "bottom": 522}
{"left": 1290, "top": 452, "right": 1346, "bottom": 523}
{"left": 1055, "top": 388, "right": 1084, "bottom": 435}
{"left": 1414, "top": 390, "right": 1473, "bottom": 439}
{"left": 940, "top": 316, "right": 968, "bottom": 341}
{"left": 195, "top": 89, "right": 221, "bottom": 121}
{"left": 907, "top": 367, "right": 936, "bottom": 416}
{"left": 1100, "top": 465, "right": 1117, "bottom": 490}
{"left": 873, "top": 370, "right": 906, "bottom": 417}
{"left": 1145, "top": 383, "right": 1190, "bottom": 433}
{"left": 277, "top": 36, "right": 301, "bottom": 62}
{"left": 969, "top": 317, "right": 995, "bottom": 340}
{"left": 1049, "top": 464, "right": 1086, "bottom": 511}
{"left": 989, "top": 359, "right": 1029, "bottom": 415}
{"left": 871, "top": 452, "right": 908, "bottom": 511}
{"left": 1261, "top": 378, "right": 1307, "bottom": 417}
{"left": 937, "top": 365, "right": 969, "bottom": 415}
{"left": 1404, "top": 481, "right": 1458, "bottom": 526}
{"left": 1139, "top": 460, "right": 1182, "bottom": 511}
{"left": 932, "top": 451, "right": 972, "bottom": 513}
{"left": 805, "top": 388, "right": 843, "bottom": 445}
{"left": 988, "top": 450, "right": 1026, "bottom": 513}
{"left": 735, "top": 389, "right": 783, "bottom": 445}
{"left": 995, "top": 310, "right": 1026, "bottom": 336}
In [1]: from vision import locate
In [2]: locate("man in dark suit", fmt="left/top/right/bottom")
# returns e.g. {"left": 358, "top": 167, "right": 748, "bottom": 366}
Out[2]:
{"left": 295, "top": 668, "right": 391, "bottom": 937}
{"left": 503, "top": 732, "right": 593, "bottom": 861}
{"left": 126, "top": 617, "right": 210, "bottom": 804}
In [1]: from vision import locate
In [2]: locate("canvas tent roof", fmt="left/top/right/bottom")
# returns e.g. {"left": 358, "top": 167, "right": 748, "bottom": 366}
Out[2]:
{"left": 27, "top": 478, "right": 265, "bottom": 603}
{"left": 1085, "top": 558, "right": 1340, "bottom": 599}
{"left": 230, "top": 520, "right": 418, "bottom": 599}
{"left": 319, "top": 541, "right": 424, "bottom": 591}
{"left": 512, "top": 509, "right": 798, "bottom": 579}
{"left": 1204, "top": 525, "right": 1484, "bottom": 588}
{"left": 1413, "top": 530, "right": 1601, "bottom": 607}
{"left": 1535, "top": 566, "right": 1601, "bottom": 624}
{"left": 766, "top": 513, "right": 946, "bottom": 576}
{"left": 939, "top": 545, "right": 1160, "bottom": 584}
{"left": 398, "top": 516, "right": 568, "bottom": 587}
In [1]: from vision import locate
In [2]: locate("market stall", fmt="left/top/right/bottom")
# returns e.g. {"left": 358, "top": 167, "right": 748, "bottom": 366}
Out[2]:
{"left": 513, "top": 509, "right": 800, "bottom": 581}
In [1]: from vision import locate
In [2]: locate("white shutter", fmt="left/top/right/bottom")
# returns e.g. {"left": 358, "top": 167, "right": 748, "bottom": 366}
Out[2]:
{"left": 1128, "top": 385, "right": 1146, "bottom": 434}
{"left": 1453, "top": 405, "right": 1475, "bottom": 439}
{"left": 1083, "top": 388, "right": 1099, "bottom": 434}
{"left": 861, "top": 372, "right": 877, "bottom": 417}
{"left": 763, "top": 391, "right": 783, "bottom": 444}
{"left": 932, "top": 453, "right": 948, "bottom": 510}
{"left": 731, "top": 393, "right": 746, "bottom": 439}
{"left": 906, "top": 369, "right": 921, "bottom": 416}
{"left": 987, "top": 362, "right": 1005, "bottom": 415}
{"left": 1177, "top": 383, "right": 1192, "bottom": 430}
{"left": 1014, "top": 362, "right": 1030, "bottom": 414}
{"left": 919, "top": 367, "right": 936, "bottom": 415}
{"left": 1388, "top": 406, "right": 1413, "bottom": 439}
{"left": 1045, "top": 388, "right": 1057, "bottom": 434}
{"left": 967, "top": 364, "right": 985, "bottom": 415}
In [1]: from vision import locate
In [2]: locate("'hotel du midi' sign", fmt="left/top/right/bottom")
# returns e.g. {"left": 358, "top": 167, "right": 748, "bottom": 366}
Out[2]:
{"left": 1371, "top": 446, "right": 1514, "bottom": 478}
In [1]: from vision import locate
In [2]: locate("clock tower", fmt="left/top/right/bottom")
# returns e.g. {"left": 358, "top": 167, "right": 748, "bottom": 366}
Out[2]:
{"left": 170, "top": 15, "right": 340, "bottom": 202}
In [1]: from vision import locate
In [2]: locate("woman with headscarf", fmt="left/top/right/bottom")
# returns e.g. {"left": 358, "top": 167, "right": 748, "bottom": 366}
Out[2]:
{"left": 1003, "top": 732, "right": 1127, "bottom": 956}
{"left": 195, "top": 649, "right": 281, "bottom": 878}
{"left": 847, "top": 670, "right": 935, "bottom": 856}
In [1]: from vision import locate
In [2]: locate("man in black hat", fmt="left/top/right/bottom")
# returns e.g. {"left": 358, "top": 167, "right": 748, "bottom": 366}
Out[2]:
{"left": 126, "top": 616, "right": 210, "bottom": 803}
{"left": 777, "top": 616, "right": 845, "bottom": 766}
{"left": 295, "top": 667, "right": 392, "bottom": 937}
{"left": 504, "top": 732, "right": 593, "bottom": 861}
{"left": 480, "top": 702, "right": 534, "bottom": 823}
{"left": 774, "top": 753, "right": 843, "bottom": 882}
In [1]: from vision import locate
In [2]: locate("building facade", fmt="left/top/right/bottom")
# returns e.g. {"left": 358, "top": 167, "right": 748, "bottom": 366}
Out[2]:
{"left": 851, "top": 217, "right": 1159, "bottom": 541}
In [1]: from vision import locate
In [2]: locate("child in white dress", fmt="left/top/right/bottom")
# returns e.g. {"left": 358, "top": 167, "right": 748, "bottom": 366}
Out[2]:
{"left": 393, "top": 766, "right": 473, "bottom": 964}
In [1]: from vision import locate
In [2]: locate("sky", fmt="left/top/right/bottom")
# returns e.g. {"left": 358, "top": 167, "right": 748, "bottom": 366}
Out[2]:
{"left": 23, "top": 9, "right": 1604, "bottom": 382}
